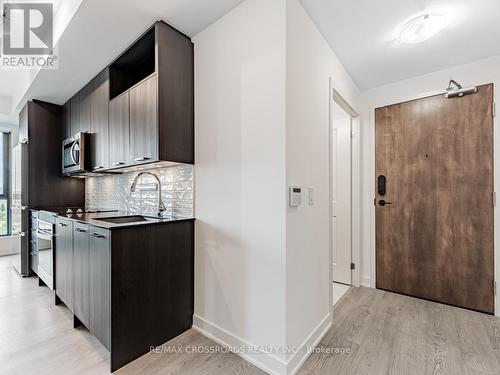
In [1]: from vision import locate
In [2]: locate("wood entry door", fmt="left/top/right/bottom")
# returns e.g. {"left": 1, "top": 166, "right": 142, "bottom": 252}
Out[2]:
{"left": 375, "top": 84, "right": 494, "bottom": 314}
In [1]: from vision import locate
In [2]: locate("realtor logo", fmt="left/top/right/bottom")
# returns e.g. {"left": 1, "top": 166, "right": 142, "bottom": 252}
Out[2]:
{"left": 2, "top": 2, "right": 53, "bottom": 55}
{"left": 0, "top": 2, "right": 57, "bottom": 68}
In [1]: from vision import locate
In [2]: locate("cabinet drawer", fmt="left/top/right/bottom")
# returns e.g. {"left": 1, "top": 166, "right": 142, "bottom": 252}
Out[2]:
{"left": 73, "top": 222, "right": 90, "bottom": 326}
{"left": 89, "top": 226, "right": 111, "bottom": 350}
{"left": 55, "top": 218, "right": 74, "bottom": 311}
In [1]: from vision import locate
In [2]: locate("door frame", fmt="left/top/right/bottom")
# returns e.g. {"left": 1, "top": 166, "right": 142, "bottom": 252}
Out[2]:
{"left": 367, "top": 84, "right": 499, "bottom": 315}
{"left": 329, "top": 79, "right": 361, "bottom": 293}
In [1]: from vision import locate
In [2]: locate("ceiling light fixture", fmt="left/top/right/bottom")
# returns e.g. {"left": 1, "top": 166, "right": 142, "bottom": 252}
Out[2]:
{"left": 398, "top": 14, "right": 445, "bottom": 44}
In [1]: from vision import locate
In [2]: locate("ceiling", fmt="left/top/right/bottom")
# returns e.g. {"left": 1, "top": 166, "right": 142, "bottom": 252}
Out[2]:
{"left": 0, "top": 0, "right": 245, "bottom": 124}
{"left": 300, "top": 0, "right": 500, "bottom": 90}
{"left": 3, "top": 0, "right": 500, "bottom": 125}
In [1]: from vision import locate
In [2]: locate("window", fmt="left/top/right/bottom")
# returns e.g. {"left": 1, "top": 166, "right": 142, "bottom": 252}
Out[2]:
{"left": 0, "top": 133, "right": 10, "bottom": 236}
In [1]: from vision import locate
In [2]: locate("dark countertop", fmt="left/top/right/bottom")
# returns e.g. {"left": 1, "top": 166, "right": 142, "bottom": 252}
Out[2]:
{"left": 38, "top": 209, "right": 195, "bottom": 230}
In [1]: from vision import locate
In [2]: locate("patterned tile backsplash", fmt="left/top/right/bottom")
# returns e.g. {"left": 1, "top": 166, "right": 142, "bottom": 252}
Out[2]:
{"left": 86, "top": 164, "right": 194, "bottom": 218}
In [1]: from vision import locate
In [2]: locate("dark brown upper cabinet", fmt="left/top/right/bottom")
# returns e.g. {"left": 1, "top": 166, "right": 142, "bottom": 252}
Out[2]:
{"left": 69, "top": 81, "right": 93, "bottom": 137}
{"left": 60, "top": 20, "right": 193, "bottom": 175}
{"left": 108, "top": 21, "right": 194, "bottom": 168}
{"left": 69, "top": 94, "right": 80, "bottom": 136}
{"left": 61, "top": 101, "right": 71, "bottom": 141}
{"left": 63, "top": 68, "right": 110, "bottom": 171}
{"left": 90, "top": 69, "right": 110, "bottom": 171}
{"left": 79, "top": 82, "right": 92, "bottom": 134}
{"left": 19, "top": 100, "right": 85, "bottom": 207}
{"left": 129, "top": 74, "right": 158, "bottom": 163}
{"left": 109, "top": 92, "right": 130, "bottom": 167}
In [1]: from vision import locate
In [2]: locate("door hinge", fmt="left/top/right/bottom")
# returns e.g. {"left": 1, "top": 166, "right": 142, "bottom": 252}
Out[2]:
{"left": 494, "top": 281, "right": 497, "bottom": 296}
{"left": 493, "top": 192, "right": 497, "bottom": 207}
{"left": 374, "top": 198, "right": 377, "bottom": 206}
{"left": 493, "top": 102, "right": 496, "bottom": 118}
{"left": 350, "top": 263, "right": 355, "bottom": 270}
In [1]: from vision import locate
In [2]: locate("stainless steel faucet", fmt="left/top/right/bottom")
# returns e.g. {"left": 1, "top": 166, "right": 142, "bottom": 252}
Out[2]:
{"left": 130, "top": 172, "right": 166, "bottom": 217}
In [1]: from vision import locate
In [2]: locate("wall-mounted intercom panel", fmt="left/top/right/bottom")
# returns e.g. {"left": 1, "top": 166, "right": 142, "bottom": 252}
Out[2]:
{"left": 289, "top": 186, "right": 302, "bottom": 207}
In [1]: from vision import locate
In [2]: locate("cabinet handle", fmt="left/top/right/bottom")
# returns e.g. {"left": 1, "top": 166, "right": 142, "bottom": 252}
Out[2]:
{"left": 134, "top": 157, "right": 150, "bottom": 162}
{"left": 75, "top": 228, "right": 87, "bottom": 233}
{"left": 112, "top": 162, "right": 124, "bottom": 166}
{"left": 58, "top": 223, "right": 67, "bottom": 227}
{"left": 20, "top": 137, "right": 28, "bottom": 144}
{"left": 93, "top": 166, "right": 104, "bottom": 170}
{"left": 91, "top": 232, "right": 105, "bottom": 238}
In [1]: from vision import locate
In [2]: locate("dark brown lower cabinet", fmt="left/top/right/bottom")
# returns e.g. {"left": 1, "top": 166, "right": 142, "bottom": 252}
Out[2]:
{"left": 89, "top": 226, "right": 111, "bottom": 350}
{"left": 54, "top": 218, "right": 194, "bottom": 372}
{"left": 73, "top": 223, "right": 90, "bottom": 326}
{"left": 110, "top": 220, "right": 194, "bottom": 371}
{"left": 55, "top": 218, "right": 74, "bottom": 310}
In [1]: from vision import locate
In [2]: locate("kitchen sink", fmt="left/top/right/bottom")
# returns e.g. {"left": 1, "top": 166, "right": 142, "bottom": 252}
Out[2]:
{"left": 95, "top": 215, "right": 158, "bottom": 224}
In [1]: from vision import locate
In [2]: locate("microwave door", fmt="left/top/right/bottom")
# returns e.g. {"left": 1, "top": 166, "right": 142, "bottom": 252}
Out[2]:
{"left": 63, "top": 142, "right": 77, "bottom": 168}
{"left": 62, "top": 134, "right": 86, "bottom": 175}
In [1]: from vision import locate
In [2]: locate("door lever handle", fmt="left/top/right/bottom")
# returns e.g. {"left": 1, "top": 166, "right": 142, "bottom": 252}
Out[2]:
{"left": 379, "top": 200, "right": 392, "bottom": 206}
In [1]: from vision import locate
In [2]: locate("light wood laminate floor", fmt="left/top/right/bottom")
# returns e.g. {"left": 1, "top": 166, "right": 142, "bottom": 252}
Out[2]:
{"left": 2, "top": 254, "right": 500, "bottom": 375}
{"left": 0, "top": 255, "right": 264, "bottom": 375}
{"left": 299, "top": 286, "right": 500, "bottom": 375}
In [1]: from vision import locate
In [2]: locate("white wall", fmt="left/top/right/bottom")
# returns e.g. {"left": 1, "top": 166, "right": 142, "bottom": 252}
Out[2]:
{"left": 193, "top": 0, "right": 288, "bottom": 373}
{"left": 285, "top": 0, "right": 361, "bottom": 372}
{"left": 194, "top": 0, "right": 363, "bottom": 373}
{"left": 359, "top": 55, "right": 500, "bottom": 292}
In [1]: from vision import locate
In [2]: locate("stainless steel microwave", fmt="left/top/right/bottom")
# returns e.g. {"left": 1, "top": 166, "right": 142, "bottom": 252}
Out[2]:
{"left": 62, "top": 132, "right": 89, "bottom": 175}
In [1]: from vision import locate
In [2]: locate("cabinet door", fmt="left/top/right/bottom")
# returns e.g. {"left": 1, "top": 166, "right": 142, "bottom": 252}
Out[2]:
{"left": 70, "top": 94, "right": 80, "bottom": 136}
{"left": 19, "top": 104, "right": 28, "bottom": 144}
{"left": 73, "top": 222, "right": 90, "bottom": 326}
{"left": 61, "top": 101, "right": 71, "bottom": 141}
{"left": 130, "top": 75, "right": 158, "bottom": 163}
{"left": 90, "top": 70, "right": 110, "bottom": 170}
{"left": 79, "top": 83, "right": 92, "bottom": 133}
{"left": 89, "top": 226, "right": 111, "bottom": 350}
{"left": 55, "top": 218, "right": 73, "bottom": 310}
{"left": 109, "top": 93, "right": 130, "bottom": 167}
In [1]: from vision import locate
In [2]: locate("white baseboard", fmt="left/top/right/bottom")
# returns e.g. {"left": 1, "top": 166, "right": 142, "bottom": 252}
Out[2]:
{"left": 360, "top": 275, "right": 372, "bottom": 288}
{"left": 0, "top": 249, "right": 19, "bottom": 257}
{"left": 193, "top": 312, "right": 332, "bottom": 375}
{"left": 192, "top": 314, "right": 287, "bottom": 375}
{"left": 286, "top": 313, "right": 332, "bottom": 375}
